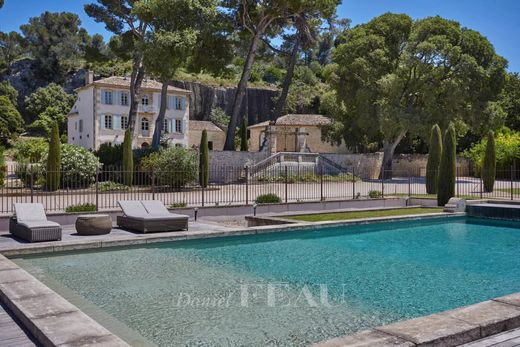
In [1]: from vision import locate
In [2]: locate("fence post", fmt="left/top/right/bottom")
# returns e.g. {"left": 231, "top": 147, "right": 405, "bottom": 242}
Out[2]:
{"left": 408, "top": 171, "right": 411, "bottom": 198}
{"left": 480, "top": 176, "right": 483, "bottom": 199}
{"left": 245, "top": 166, "right": 249, "bottom": 205}
{"left": 381, "top": 172, "right": 385, "bottom": 199}
{"left": 95, "top": 167, "right": 99, "bottom": 211}
{"left": 30, "top": 171, "right": 34, "bottom": 203}
{"left": 352, "top": 167, "right": 355, "bottom": 200}
{"left": 284, "top": 166, "right": 288, "bottom": 204}
{"left": 151, "top": 170, "right": 155, "bottom": 201}
{"left": 456, "top": 167, "right": 459, "bottom": 198}
{"left": 511, "top": 165, "right": 514, "bottom": 201}
{"left": 201, "top": 179, "right": 205, "bottom": 207}
{"left": 320, "top": 162, "right": 324, "bottom": 201}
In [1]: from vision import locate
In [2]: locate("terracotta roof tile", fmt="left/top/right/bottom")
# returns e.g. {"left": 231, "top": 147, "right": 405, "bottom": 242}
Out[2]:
{"left": 89, "top": 76, "right": 190, "bottom": 93}
{"left": 189, "top": 120, "right": 223, "bottom": 132}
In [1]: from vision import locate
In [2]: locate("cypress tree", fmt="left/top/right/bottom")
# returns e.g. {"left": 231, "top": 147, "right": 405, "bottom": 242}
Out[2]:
{"left": 122, "top": 129, "right": 133, "bottom": 186}
{"left": 240, "top": 118, "right": 248, "bottom": 151}
{"left": 437, "top": 124, "right": 457, "bottom": 206}
{"left": 46, "top": 122, "right": 61, "bottom": 191}
{"left": 426, "top": 124, "right": 442, "bottom": 194}
{"left": 482, "top": 130, "right": 496, "bottom": 192}
{"left": 199, "top": 129, "right": 209, "bottom": 187}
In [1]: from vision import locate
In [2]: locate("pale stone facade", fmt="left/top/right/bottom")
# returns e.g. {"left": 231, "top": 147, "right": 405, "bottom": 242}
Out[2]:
{"left": 68, "top": 75, "right": 191, "bottom": 150}
{"left": 247, "top": 114, "right": 348, "bottom": 154}
{"left": 188, "top": 121, "right": 226, "bottom": 150}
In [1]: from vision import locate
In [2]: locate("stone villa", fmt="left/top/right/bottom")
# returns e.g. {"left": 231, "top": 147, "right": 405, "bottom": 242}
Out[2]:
{"left": 67, "top": 73, "right": 191, "bottom": 150}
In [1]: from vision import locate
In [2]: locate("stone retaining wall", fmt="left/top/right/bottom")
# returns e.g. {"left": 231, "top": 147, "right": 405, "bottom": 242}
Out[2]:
{"left": 392, "top": 154, "right": 472, "bottom": 176}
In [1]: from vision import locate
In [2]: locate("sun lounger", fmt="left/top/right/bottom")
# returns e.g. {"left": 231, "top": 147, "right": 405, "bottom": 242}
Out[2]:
{"left": 117, "top": 200, "right": 189, "bottom": 232}
{"left": 10, "top": 203, "right": 62, "bottom": 242}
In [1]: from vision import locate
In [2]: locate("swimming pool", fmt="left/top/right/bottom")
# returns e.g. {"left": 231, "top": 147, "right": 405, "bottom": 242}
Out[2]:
{"left": 12, "top": 217, "right": 520, "bottom": 346}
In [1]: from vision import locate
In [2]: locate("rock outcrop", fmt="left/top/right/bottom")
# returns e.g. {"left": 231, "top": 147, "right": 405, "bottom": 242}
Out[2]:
{"left": 172, "top": 80, "right": 279, "bottom": 125}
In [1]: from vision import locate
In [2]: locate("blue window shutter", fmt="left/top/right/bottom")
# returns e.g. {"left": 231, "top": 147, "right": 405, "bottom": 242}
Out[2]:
{"left": 168, "top": 119, "right": 173, "bottom": 133}
{"left": 113, "top": 115, "right": 121, "bottom": 130}
{"left": 182, "top": 97, "right": 187, "bottom": 110}
{"left": 100, "top": 114, "right": 106, "bottom": 129}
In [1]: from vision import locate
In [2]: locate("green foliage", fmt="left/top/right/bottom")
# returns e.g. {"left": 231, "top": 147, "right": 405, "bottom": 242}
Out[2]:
{"left": 20, "top": 12, "right": 89, "bottom": 83}
{"left": 368, "top": 190, "right": 382, "bottom": 199}
{"left": 122, "top": 129, "right": 133, "bottom": 186}
{"left": 24, "top": 83, "right": 75, "bottom": 126}
{"left": 500, "top": 72, "right": 520, "bottom": 130}
{"left": 209, "top": 107, "right": 229, "bottom": 128}
{"left": 239, "top": 119, "right": 248, "bottom": 151}
{"left": 0, "top": 81, "right": 18, "bottom": 105}
{"left": 98, "top": 181, "right": 129, "bottom": 192}
{"left": 95, "top": 143, "right": 123, "bottom": 168}
{"left": 169, "top": 202, "right": 187, "bottom": 208}
{"left": 65, "top": 203, "right": 96, "bottom": 213}
{"left": 199, "top": 129, "right": 209, "bottom": 187}
{"left": 141, "top": 147, "right": 198, "bottom": 187}
{"left": 437, "top": 124, "right": 457, "bottom": 206}
{"left": 0, "top": 95, "right": 24, "bottom": 145}
{"left": 28, "top": 106, "right": 67, "bottom": 136}
{"left": 46, "top": 122, "right": 61, "bottom": 191}
{"left": 12, "top": 138, "right": 48, "bottom": 163}
{"left": 0, "top": 147, "right": 5, "bottom": 186}
{"left": 482, "top": 131, "right": 496, "bottom": 192}
{"left": 257, "top": 172, "right": 358, "bottom": 183}
{"left": 463, "top": 129, "right": 520, "bottom": 172}
{"left": 255, "top": 193, "right": 281, "bottom": 204}
{"left": 425, "top": 124, "right": 443, "bottom": 194}
{"left": 0, "top": 31, "right": 23, "bottom": 72}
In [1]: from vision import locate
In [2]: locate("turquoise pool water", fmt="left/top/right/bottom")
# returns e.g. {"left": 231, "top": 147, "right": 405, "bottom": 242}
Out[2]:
{"left": 13, "top": 217, "right": 520, "bottom": 346}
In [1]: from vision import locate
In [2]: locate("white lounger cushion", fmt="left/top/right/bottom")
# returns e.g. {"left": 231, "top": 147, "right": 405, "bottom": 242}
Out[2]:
{"left": 20, "top": 220, "right": 61, "bottom": 229}
{"left": 14, "top": 203, "right": 48, "bottom": 223}
{"left": 118, "top": 200, "right": 149, "bottom": 217}
{"left": 129, "top": 214, "right": 188, "bottom": 221}
{"left": 141, "top": 200, "right": 189, "bottom": 218}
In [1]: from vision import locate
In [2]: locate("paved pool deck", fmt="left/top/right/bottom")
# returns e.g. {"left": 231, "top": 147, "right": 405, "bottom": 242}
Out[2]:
{"left": 1, "top": 212, "right": 520, "bottom": 347}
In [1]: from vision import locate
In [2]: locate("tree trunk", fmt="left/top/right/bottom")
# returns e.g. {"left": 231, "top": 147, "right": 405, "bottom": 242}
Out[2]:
{"left": 152, "top": 81, "right": 169, "bottom": 150}
{"left": 380, "top": 131, "right": 406, "bottom": 179}
{"left": 129, "top": 51, "right": 145, "bottom": 146}
{"left": 271, "top": 37, "right": 300, "bottom": 121}
{"left": 224, "top": 29, "right": 264, "bottom": 150}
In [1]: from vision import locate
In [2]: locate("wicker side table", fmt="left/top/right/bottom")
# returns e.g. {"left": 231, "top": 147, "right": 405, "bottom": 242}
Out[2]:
{"left": 75, "top": 214, "right": 112, "bottom": 235}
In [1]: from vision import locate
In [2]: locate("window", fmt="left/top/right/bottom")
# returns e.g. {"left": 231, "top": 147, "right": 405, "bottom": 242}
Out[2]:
{"left": 175, "top": 119, "right": 182, "bottom": 133}
{"left": 103, "top": 90, "right": 113, "bottom": 105}
{"left": 141, "top": 95, "right": 149, "bottom": 105}
{"left": 208, "top": 141, "right": 214, "bottom": 150}
{"left": 121, "top": 116, "right": 129, "bottom": 129}
{"left": 167, "top": 95, "right": 175, "bottom": 110}
{"left": 103, "top": 115, "right": 112, "bottom": 129}
{"left": 141, "top": 117, "right": 149, "bottom": 131}
{"left": 79, "top": 119, "right": 83, "bottom": 133}
{"left": 120, "top": 92, "right": 129, "bottom": 106}
{"left": 175, "top": 143, "right": 183, "bottom": 148}
{"left": 163, "top": 119, "right": 170, "bottom": 133}
{"left": 175, "top": 97, "right": 183, "bottom": 110}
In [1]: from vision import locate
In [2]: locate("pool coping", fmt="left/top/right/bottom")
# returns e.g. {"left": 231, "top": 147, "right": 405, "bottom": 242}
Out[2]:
{"left": 2, "top": 212, "right": 520, "bottom": 347}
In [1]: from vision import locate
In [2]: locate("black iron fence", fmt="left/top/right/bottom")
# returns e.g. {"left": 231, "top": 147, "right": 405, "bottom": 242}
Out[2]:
{"left": 1, "top": 166, "right": 519, "bottom": 214}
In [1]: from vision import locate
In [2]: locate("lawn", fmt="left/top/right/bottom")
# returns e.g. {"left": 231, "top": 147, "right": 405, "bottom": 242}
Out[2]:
{"left": 496, "top": 188, "right": 520, "bottom": 195}
{"left": 285, "top": 207, "right": 443, "bottom": 222}
{"left": 390, "top": 193, "right": 481, "bottom": 199}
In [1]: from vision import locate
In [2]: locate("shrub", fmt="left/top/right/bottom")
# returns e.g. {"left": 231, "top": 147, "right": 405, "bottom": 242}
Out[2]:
{"left": 141, "top": 147, "right": 198, "bottom": 187}
{"left": 199, "top": 129, "right": 209, "bottom": 188}
{"left": 368, "top": 190, "right": 382, "bottom": 199}
{"left": 65, "top": 203, "right": 96, "bottom": 213}
{"left": 122, "top": 129, "right": 133, "bottom": 186}
{"left": 425, "top": 124, "right": 442, "bottom": 194}
{"left": 15, "top": 161, "right": 43, "bottom": 188}
{"left": 95, "top": 143, "right": 123, "bottom": 168}
{"left": 98, "top": 181, "right": 129, "bottom": 192}
{"left": 240, "top": 118, "right": 248, "bottom": 151}
{"left": 482, "top": 130, "right": 496, "bottom": 192}
{"left": 437, "top": 124, "right": 457, "bottom": 206}
{"left": 170, "top": 202, "right": 187, "bottom": 208}
{"left": 46, "top": 122, "right": 61, "bottom": 191}
{"left": 255, "top": 193, "right": 281, "bottom": 204}
{"left": 41, "top": 144, "right": 100, "bottom": 188}
{"left": 13, "top": 138, "right": 48, "bottom": 163}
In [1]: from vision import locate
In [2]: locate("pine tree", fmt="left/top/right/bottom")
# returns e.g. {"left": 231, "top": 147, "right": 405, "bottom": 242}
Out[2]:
{"left": 240, "top": 118, "right": 248, "bottom": 151}
{"left": 122, "top": 129, "right": 133, "bottom": 186}
{"left": 437, "top": 124, "right": 456, "bottom": 206}
{"left": 426, "top": 124, "right": 442, "bottom": 194}
{"left": 46, "top": 122, "right": 61, "bottom": 191}
{"left": 199, "top": 129, "right": 209, "bottom": 187}
{"left": 482, "top": 130, "right": 496, "bottom": 192}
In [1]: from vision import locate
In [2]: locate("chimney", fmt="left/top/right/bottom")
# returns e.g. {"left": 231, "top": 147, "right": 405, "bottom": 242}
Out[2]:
{"left": 85, "top": 70, "right": 94, "bottom": 86}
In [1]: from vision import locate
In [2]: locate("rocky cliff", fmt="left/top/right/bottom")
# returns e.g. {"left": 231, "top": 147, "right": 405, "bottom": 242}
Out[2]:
{"left": 172, "top": 80, "right": 279, "bottom": 125}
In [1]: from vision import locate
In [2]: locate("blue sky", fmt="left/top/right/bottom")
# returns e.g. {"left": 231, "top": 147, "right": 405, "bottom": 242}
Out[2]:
{"left": 1, "top": 0, "right": 519, "bottom": 72}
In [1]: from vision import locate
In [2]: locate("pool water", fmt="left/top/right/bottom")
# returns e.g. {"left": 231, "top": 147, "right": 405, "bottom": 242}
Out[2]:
{"left": 13, "top": 217, "right": 520, "bottom": 346}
